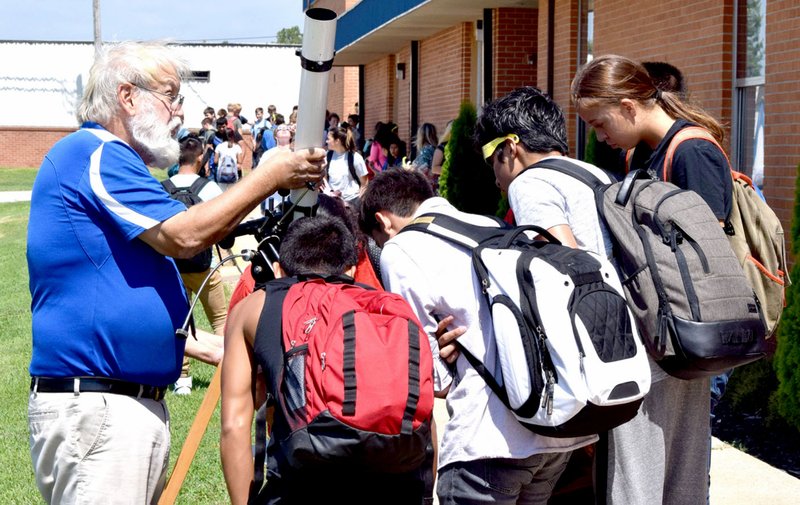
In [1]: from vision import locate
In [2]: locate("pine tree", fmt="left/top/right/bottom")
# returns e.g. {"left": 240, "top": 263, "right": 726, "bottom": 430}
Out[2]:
{"left": 773, "top": 162, "right": 800, "bottom": 430}
{"left": 439, "top": 101, "right": 501, "bottom": 215}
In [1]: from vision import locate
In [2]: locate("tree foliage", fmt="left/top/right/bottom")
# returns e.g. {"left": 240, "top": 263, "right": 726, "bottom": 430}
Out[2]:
{"left": 439, "top": 101, "right": 501, "bottom": 215}
{"left": 773, "top": 162, "right": 800, "bottom": 430}
{"left": 277, "top": 26, "right": 302, "bottom": 45}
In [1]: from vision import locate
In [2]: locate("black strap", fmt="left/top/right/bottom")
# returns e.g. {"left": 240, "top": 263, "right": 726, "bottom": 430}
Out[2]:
{"left": 188, "top": 176, "right": 210, "bottom": 195}
{"left": 327, "top": 150, "right": 362, "bottom": 187}
{"left": 402, "top": 320, "right": 422, "bottom": 435}
{"left": 252, "top": 403, "right": 269, "bottom": 491}
{"left": 341, "top": 311, "right": 357, "bottom": 416}
{"left": 297, "top": 50, "right": 335, "bottom": 72}
{"left": 615, "top": 169, "right": 654, "bottom": 206}
{"left": 161, "top": 178, "right": 177, "bottom": 194}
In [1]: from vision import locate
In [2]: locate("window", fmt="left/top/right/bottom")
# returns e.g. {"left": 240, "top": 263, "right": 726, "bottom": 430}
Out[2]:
{"left": 733, "top": 0, "right": 766, "bottom": 187}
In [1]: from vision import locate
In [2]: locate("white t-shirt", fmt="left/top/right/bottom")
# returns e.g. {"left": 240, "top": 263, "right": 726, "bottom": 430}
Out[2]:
{"left": 215, "top": 142, "right": 242, "bottom": 164}
{"left": 326, "top": 150, "right": 368, "bottom": 202}
{"left": 381, "top": 197, "right": 596, "bottom": 470}
{"left": 168, "top": 173, "right": 223, "bottom": 202}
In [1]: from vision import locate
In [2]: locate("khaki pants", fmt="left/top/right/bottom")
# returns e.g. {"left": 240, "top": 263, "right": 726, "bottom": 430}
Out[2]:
{"left": 28, "top": 391, "right": 170, "bottom": 504}
{"left": 179, "top": 269, "right": 228, "bottom": 377}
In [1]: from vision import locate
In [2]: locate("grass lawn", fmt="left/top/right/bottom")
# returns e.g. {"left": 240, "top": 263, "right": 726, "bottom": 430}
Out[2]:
{"left": 1, "top": 199, "right": 230, "bottom": 503}
{"left": 0, "top": 168, "right": 39, "bottom": 191}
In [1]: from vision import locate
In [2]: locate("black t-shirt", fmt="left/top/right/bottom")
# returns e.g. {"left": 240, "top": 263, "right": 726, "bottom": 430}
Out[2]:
{"left": 631, "top": 119, "right": 732, "bottom": 220}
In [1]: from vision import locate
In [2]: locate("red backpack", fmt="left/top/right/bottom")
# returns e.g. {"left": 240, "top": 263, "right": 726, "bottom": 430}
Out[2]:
{"left": 254, "top": 275, "right": 434, "bottom": 474}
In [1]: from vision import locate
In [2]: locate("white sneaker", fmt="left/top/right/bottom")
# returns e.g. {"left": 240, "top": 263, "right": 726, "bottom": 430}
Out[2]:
{"left": 174, "top": 376, "right": 192, "bottom": 396}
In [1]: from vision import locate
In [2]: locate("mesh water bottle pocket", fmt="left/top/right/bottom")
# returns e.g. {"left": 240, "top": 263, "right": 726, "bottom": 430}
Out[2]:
{"left": 284, "top": 344, "right": 308, "bottom": 412}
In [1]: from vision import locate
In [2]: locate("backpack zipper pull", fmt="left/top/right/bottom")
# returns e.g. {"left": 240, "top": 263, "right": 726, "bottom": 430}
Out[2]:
{"left": 304, "top": 317, "right": 318, "bottom": 334}
{"left": 545, "top": 371, "right": 555, "bottom": 416}
{"left": 320, "top": 352, "right": 327, "bottom": 371}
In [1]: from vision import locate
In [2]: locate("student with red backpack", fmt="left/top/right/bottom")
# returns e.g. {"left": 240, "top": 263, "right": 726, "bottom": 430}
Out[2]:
{"left": 221, "top": 216, "right": 434, "bottom": 505}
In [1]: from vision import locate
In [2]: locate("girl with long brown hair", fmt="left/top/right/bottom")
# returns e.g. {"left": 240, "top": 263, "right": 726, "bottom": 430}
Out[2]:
{"left": 572, "top": 54, "right": 732, "bottom": 505}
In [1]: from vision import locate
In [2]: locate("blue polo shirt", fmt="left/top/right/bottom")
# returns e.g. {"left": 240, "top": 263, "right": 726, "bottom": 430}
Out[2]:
{"left": 27, "top": 123, "right": 188, "bottom": 386}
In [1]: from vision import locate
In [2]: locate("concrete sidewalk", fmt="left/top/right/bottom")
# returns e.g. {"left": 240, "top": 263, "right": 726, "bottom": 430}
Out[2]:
{"left": 0, "top": 190, "right": 32, "bottom": 203}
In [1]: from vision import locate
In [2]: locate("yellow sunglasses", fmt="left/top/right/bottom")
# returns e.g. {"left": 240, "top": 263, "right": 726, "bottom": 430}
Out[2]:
{"left": 481, "top": 133, "right": 519, "bottom": 161}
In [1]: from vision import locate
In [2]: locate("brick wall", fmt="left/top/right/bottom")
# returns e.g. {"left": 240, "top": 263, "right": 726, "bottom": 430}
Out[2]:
{"left": 0, "top": 127, "right": 75, "bottom": 169}
{"left": 418, "top": 24, "right": 474, "bottom": 143}
{"left": 764, "top": 0, "right": 800, "bottom": 229}
{"left": 593, "top": 0, "right": 734, "bottom": 139}
{"left": 362, "top": 57, "right": 396, "bottom": 144}
{"left": 493, "top": 8, "right": 539, "bottom": 99}
{"left": 0, "top": 126, "right": 257, "bottom": 172}
{"left": 535, "top": 1, "right": 581, "bottom": 154}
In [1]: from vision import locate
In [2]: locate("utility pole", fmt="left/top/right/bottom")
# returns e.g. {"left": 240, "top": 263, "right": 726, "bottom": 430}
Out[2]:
{"left": 93, "top": 0, "right": 102, "bottom": 57}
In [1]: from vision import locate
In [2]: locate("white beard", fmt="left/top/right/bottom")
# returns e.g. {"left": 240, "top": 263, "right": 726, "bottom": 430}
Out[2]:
{"left": 129, "top": 99, "right": 182, "bottom": 168}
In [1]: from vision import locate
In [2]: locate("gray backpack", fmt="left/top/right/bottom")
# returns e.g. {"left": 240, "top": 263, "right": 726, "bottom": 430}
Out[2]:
{"left": 536, "top": 159, "right": 767, "bottom": 379}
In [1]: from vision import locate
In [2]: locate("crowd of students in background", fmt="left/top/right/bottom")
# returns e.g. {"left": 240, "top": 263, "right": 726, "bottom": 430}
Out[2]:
{"left": 186, "top": 103, "right": 452, "bottom": 212}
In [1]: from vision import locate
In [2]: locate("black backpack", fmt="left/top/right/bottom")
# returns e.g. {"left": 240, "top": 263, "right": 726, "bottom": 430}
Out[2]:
{"left": 326, "top": 150, "right": 361, "bottom": 187}
{"left": 161, "top": 178, "right": 213, "bottom": 273}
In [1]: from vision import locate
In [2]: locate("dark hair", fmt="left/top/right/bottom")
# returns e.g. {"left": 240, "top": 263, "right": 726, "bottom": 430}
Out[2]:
{"left": 474, "top": 86, "right": 569, "bottom": 156}
{"left": 328, "top": 125, "right": 356, "bottom": 152}
{"left": 328, "top": 112, "right": 340, "bottom": 123}
{"left": 642, "top": 61, "right": 686, "bottom": 97}
{"left": 374, "top": 122, "right": 399, "bottom": 150}
{"left": 255, "top": 106, "right": 264, "bottom": 114}
{"left": 571, "top": 54, "right": 724, "bottom": 144}
{"left": 278, "top": 216, "right": 358, "bottom": 277}
{"left": 348, "top": 114, "right": 360, "bottom": 124}
{"left": 178, "top": 136, "right": 204, "bottom": 167}
{"left": 215, "top": 117, "right": 227, "bottom": 128}
{"left": 274, "top": 114, "right": 286, "bottom": 126}
{"left": 359, "top": 169, "right": 433, "bottom": 235}
{"left": 203, "top": 106, "right": 215, "bottom": 116}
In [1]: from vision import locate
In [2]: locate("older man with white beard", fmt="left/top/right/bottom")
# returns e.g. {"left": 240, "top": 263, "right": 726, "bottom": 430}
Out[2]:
{"left": 25, "top": 41, "right": 325, "bottom": 505}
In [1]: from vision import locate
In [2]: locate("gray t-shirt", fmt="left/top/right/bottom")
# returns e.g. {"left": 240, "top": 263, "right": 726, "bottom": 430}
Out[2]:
{"left": 508, "top": 155, "right": 614, "bottom": 260}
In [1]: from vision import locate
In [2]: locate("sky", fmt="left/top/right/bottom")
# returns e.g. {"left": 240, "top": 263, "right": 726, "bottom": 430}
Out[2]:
{"left": 0, "top": 0, "right": 307, "bottom": 44}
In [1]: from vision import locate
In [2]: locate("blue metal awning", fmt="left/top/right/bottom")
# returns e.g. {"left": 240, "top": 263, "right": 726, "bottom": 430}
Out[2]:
{"left": 333, "top": 0, "right": 535, "bottom": 66}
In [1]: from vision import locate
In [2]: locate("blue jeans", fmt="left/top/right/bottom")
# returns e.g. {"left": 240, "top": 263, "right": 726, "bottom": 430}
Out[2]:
{"left": 437, "top": 452, "right": 572, "bottom": 505}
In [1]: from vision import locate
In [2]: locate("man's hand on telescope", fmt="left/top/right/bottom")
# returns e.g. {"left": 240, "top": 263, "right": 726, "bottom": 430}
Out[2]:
{"left": 258, "top": 148, "right": 326, "bottom": 190}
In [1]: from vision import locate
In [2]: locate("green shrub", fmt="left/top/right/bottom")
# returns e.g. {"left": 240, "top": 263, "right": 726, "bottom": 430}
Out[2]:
{"left": 773, "top": 162, "right": 800, "bottom": 430}
{"left": 439, "top": 101, "right": 501, "bottom": 215}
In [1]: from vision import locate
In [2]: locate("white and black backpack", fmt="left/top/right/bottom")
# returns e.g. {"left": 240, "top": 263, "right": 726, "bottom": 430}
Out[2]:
{"left": 402, "top": 213, "right": 651, "bottom": 438}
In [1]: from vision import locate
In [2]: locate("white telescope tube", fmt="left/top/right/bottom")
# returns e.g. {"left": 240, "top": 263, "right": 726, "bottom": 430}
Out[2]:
{"left": 290, "top": 8, "right": 337, "bottom": 220}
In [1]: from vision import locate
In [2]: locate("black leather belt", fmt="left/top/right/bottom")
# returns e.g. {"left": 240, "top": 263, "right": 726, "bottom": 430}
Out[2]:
{"left": 30, "top": 377, "right": 167, "bottom": 401}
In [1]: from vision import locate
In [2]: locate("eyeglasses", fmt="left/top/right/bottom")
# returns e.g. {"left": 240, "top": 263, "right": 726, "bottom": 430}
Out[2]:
{"left": 133, "top": 84, "right": 184, "bottom": 109}
{"left": 482, "top": 133, "right": 519, "bottom": 162}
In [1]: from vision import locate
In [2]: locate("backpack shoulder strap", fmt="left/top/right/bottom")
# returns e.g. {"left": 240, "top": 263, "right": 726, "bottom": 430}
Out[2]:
{"left": 663, "top": 126, "right": 732, "bottom": 181}
{"left": 161, "top": 178, "right": 178, "bottom": 194}
{"left": 188, "top": 176, "right": 210, "bottom": 196}
{"left": 347, "top": 151, "right": 361, "bottom": 187}
{"left": 251, "top": 277, "right": 298, "bottom": 493}
{"left": 531, "top": 157, "right": 608, "bottom": 191}
{"left": 624, "top": 148, "right": 635, "bottom": 174}
{"left": 401, "top": 212, "right": 507, "bottom": 249}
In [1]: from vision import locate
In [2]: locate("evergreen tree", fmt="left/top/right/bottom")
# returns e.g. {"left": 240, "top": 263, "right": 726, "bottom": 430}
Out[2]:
{"left": 773, "top": 162, "right": 800, "bottom": 430}
{"left": 439, "top": 101, "right": 501, "bottom": 215}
